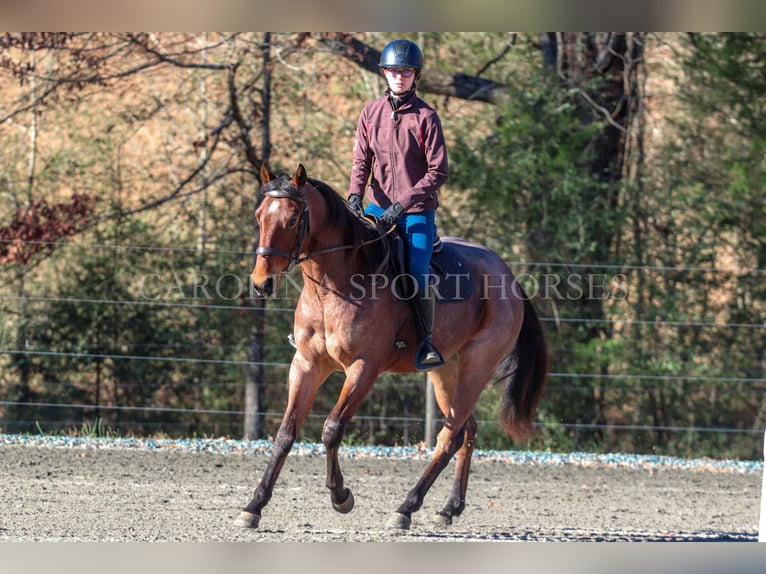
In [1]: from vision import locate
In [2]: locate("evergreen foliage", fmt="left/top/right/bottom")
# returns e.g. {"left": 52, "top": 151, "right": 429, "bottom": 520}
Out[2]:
{"left": 0, "top": 33, "right": 763, "bottom": 459}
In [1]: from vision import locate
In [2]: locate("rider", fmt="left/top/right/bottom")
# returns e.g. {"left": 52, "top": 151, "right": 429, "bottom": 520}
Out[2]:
{"left": 347, "top": 38, "right": 448, "bottom": 371}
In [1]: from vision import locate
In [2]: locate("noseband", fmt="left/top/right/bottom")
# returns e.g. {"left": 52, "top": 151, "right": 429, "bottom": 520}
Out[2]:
{"left": 255, "top": 177, "right": 310, "bottom": 272}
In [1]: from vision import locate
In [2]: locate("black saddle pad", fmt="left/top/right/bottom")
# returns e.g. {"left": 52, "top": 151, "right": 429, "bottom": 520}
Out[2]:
{"left": 387, "top": 234, "right": 473, "bottom": 303}
{"left": 430, "top": 242, "right": 473, "bottom": 303}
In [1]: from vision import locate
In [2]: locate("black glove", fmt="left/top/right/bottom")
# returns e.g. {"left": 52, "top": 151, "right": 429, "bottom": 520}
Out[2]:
{"left": 380, "top": 202, "right": 405, "bottom": 228}
{"left": 347, "top": 194, "right": 364, "bottom": 217}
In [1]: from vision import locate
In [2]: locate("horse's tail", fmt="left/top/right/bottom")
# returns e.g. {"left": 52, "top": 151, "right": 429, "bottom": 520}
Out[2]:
{"left": 496, "top": 294, "right": 549, "bottom": 442}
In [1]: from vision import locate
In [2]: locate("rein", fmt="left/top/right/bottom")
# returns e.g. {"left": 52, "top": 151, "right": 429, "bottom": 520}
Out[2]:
{"left": 257, "top": 178, "right": 395, "bottom": 273}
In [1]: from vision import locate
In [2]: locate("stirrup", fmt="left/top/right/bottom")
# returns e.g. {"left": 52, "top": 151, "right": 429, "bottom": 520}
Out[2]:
{"left": 416, "top": 341, "right": 444, "bottom": 371}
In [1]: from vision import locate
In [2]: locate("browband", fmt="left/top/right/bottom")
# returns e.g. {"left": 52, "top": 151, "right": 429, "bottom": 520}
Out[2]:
{"left": 261, "top": 176, "right": 303, "bottom": 201}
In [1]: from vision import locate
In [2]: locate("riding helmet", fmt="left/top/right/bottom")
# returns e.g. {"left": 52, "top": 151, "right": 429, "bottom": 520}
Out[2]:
{"left": 379, "top": 39, "right": 424, "bottom": 71}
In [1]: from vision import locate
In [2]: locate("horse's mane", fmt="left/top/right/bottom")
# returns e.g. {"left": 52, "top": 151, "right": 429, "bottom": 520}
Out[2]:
{"left": 306, "top": 177, "right": 389, "bottom": 271}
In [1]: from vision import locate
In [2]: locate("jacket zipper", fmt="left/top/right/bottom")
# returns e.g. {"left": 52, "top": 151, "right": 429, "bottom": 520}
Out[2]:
{"left": 389, "top": 105, "right": 397, "bottom": 204}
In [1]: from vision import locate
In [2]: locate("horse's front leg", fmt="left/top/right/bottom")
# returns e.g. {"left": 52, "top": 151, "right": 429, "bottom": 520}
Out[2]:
{"left": 321, "top": 360, "right": 378, "bottom": 514}
{"left": 235, "top": 354, "right": 327, "bottom": 529}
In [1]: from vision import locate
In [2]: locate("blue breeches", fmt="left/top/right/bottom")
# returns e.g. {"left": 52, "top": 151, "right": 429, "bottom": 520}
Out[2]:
{"left": 365, "top": 203, "right": 435, "bottom": 291}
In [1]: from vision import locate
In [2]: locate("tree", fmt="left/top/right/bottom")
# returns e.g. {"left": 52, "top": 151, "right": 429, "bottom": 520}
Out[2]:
{"left": 0, "top": 33, "right": 286, "bottom": 438}
{"left": 634, "top": 33, "right": 766, "bottom": 456}
{"left": 1, "top": 32, "right": 763, "bottom": 457}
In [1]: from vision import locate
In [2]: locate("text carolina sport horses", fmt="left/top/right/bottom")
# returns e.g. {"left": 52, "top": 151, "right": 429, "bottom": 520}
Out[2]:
{"left": 238, "top": 163, "right": 548, "bottom": 530}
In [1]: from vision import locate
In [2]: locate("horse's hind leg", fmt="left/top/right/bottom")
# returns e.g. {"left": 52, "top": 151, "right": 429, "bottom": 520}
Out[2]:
{"left": 433, "top": 414, "right": 477, "bottom": 526}
{"left": 385, "top": 417, "right": 469, "bottom": 530}
{"left": 385, "top": 365, "right": 481, "bottom": 529}
{"left": 387, "top": 346, "right": 503, "bottom": 530}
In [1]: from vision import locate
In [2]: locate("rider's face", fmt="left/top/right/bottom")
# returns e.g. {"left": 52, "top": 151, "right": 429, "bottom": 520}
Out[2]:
{"left": 383, "top": 68, "right": 416, "bottom": 95}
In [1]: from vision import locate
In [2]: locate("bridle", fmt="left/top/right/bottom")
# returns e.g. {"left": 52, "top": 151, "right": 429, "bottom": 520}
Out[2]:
{"left": 256, "top": 176, "right": 397, "bottom": 273}
{"left": 255, "top": 177, "right": 311, "bottom": 273}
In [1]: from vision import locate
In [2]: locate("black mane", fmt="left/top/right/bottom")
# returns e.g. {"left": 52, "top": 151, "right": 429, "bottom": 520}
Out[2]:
{"left": 307, "top": 177, "right": 388, "bottom": 271}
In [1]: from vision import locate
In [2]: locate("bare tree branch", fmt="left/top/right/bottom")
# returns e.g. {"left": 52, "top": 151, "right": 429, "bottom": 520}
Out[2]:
{"left": 475, "top": 32, "right": 516, "bottom": 77}
{"left": 124, "top": 33, "right": 232, "bottom": 72}
{"left": 228, "top": 63, "right": 261, "bottom": 171}
{"left": 317, "top": 32, "right": 509, "bottom": 104}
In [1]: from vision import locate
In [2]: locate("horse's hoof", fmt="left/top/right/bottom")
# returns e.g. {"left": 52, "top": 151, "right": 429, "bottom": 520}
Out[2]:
{"left": 332, "top": 489, "right": 355, "bottom": 514}
{"left": 432, "top": 513, "right": 452, "bottom": 528}
{"left": 385, "top": 512, "right": 411, "bottom": 530}
{"left": 234, "top": 511, "right": 261, "bottom": 529}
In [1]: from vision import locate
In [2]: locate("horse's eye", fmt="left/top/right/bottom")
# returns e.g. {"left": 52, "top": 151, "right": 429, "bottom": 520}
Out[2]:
{"left": 287, "top": 216, "right": 298, "bottom": 228}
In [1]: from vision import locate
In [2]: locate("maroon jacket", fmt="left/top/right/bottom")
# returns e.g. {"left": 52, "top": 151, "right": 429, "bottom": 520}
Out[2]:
{"left": 348, "top": 90, "right": 448, "bottom": 212}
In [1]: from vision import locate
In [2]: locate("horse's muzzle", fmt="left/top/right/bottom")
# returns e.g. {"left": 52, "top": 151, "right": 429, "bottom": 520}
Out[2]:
{"left": 251, "top": 275, "right": 276, "bottom": 298}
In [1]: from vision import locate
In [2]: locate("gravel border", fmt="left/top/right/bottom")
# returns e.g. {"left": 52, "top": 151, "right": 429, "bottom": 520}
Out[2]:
{"left": 1, "top": 433, "right": 762, "bottom": 475}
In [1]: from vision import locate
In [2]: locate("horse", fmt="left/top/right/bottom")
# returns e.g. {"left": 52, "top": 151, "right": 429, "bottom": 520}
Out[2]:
{"left": 237, "top": 162, "right": 549, "bottom": 530}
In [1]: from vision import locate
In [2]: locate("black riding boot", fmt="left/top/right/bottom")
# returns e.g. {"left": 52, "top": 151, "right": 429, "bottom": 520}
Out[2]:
{"left": 412, "top": 283, "right": 445, "bottom": 371}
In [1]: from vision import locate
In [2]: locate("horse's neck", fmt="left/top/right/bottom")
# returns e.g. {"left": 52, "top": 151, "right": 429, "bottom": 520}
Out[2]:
{"left": 300, "top": 188, "right": 357, "bottom": 290}
{"left": 303, "top": 186, "right": 340, "bottom": 257}
{"left": 300, "top": 236, "right": 357, "bottom": 291}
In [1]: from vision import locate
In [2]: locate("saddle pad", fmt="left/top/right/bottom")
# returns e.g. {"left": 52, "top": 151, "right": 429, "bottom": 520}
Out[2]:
{"left": 430, "top": 243, "right": 473, "bottom": 303}
{"left": 385, "top": 233, "right": 473, "bottom": 303}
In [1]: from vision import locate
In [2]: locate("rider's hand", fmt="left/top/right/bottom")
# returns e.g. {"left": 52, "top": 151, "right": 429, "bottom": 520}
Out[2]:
{"left": 347, "top": 194, "right": 364, "bottom": 217}
{"left": 380, "top": 202, "right": 405, "bottom": 228}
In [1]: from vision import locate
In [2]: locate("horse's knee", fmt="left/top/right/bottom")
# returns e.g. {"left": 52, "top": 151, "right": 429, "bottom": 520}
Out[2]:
{"left": 322, "top": 417, "right": 344, "bottom": 449}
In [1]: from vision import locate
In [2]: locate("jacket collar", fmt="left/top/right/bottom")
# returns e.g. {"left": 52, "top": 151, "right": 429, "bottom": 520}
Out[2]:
{"left": 386, "top": 88, "right": 417, "bottom": 112}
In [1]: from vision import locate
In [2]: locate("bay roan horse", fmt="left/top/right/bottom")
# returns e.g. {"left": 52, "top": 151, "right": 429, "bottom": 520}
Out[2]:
{"left": 238, "top": 163, "right": 548, "bottom": 530}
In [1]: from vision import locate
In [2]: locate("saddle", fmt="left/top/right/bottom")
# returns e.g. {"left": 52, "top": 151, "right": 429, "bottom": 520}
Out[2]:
{"left": 381, "top": 225, "right": 473, "bottom": 303}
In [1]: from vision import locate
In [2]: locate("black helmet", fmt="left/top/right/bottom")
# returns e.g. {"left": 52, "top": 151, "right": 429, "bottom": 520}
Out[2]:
{"left": 379, "top": 39, "right": 423, "bottom": 71}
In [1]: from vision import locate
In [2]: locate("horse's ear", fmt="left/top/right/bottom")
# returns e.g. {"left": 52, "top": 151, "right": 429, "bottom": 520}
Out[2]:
{"left": 293, "top": 163, "right": 307, "bottom": 189}
{"left": 260, "top": 163, "right": 274, "bottom": 185}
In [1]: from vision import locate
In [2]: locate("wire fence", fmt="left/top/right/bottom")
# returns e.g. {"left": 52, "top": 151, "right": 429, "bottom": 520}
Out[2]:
{"left": 1, "top": 238, "right": 765, "bottom": 454}
{"left": 1, "top": 399, "right": 764, "bottom": 436}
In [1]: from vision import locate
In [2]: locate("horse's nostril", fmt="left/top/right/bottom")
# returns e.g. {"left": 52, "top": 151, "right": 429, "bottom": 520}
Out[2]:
{"left": 251, "top": 276, "right": 274, "bottom": 298}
